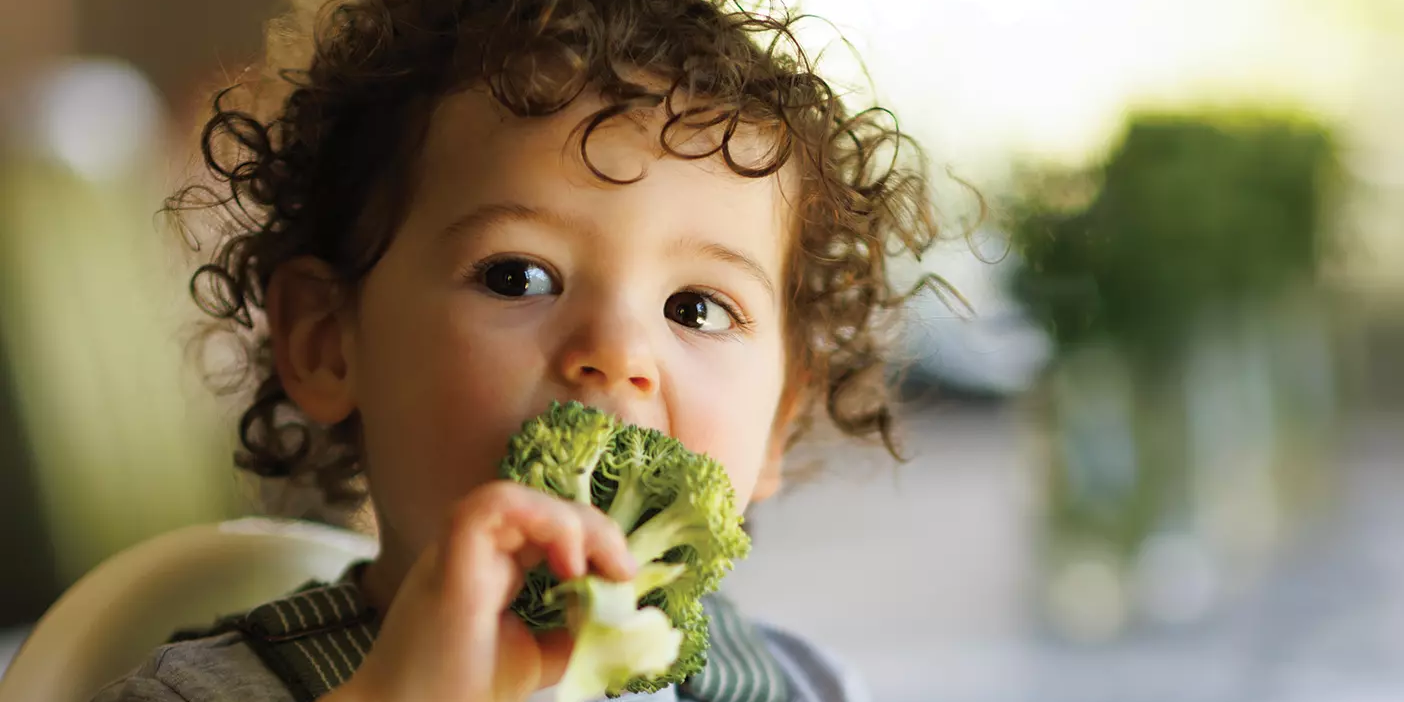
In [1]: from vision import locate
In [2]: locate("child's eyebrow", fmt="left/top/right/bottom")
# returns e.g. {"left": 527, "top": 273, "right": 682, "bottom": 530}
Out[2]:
{"left": 438, "top": 202, "right": 595, "bottom": 243}
{"left": 667, "top": 237, "right": 776, "bottom": 301}
{"left": 439, "top": 202, "right": 775, "bottom": 300}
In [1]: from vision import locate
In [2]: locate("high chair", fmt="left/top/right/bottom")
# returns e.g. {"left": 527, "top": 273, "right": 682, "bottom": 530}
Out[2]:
{"left": 0, "top": 518, "right": 378, "bottom": 702}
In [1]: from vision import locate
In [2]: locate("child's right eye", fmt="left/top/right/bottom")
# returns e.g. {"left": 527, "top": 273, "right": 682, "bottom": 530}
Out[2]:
{"left": 475, "top": 257, "right": 561, "bottom": 297}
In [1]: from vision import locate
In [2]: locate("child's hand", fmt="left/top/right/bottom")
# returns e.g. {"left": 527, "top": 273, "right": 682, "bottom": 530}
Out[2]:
{"left": 325, "top": 481, "right": 638, "bottom": 702}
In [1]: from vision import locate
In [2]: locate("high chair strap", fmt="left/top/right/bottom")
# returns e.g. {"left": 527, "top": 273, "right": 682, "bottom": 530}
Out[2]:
{"left": 233, "top": 580, "right": 380, "bottom": 702}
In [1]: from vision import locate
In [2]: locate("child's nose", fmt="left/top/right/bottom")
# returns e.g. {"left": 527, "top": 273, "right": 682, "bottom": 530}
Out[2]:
{"left": 568, "top": 363, "right": 654, "bottom": 393}
{"left": 554, "top": 314, "right": 659, "bottom": 396}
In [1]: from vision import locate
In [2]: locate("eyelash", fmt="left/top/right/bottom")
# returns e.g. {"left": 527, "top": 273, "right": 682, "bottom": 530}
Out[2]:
{"left": 462, "top": 256, "right": 755, "bottom": 332}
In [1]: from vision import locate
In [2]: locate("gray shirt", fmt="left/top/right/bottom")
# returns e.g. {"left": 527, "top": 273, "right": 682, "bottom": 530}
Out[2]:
{"left": 90, "top": 581, "right": 867, "bottom": 702}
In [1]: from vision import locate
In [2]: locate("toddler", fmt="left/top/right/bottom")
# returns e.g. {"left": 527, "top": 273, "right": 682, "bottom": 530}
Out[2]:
{"left": 96, "top": 0, "right": 952, "bottom": 700}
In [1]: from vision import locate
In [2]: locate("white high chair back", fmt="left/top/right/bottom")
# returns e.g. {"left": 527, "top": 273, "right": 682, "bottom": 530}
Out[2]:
{"left": 0, "top": 518, "right": 378, "bottom": 702}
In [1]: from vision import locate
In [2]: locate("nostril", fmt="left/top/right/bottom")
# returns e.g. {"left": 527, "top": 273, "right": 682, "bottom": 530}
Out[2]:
{"left": 629, "top": 376, "right": 651, "bottom": 392}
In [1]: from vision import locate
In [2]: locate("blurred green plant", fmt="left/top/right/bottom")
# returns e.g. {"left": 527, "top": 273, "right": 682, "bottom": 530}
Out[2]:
{"left": 1007, "top": 113, "right": 1339, "bottom": 362}
{"left": 1005, "top": 111, "right": 1343, "bottom": 642}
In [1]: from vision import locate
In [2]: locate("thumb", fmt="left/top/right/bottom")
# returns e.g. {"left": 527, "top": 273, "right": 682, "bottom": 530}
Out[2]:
{"left": 535, "top": 628, "right": 576, "bottom": 689}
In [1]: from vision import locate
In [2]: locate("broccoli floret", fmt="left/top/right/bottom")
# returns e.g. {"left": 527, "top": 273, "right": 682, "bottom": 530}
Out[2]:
{"left": 499, "top": 401, "right": 621, "bottom": 505}
{"left": 499, "top": 402, "right": 752, "bottom": 701}
{"left": 635, "top": 570, "right": 710, "bottom": 687}
{"left": 613, "top": 448, "right": 750, "bottom": 598}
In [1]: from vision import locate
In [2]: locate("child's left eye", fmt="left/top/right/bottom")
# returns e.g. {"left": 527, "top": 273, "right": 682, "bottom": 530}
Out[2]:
{"left": 665, "top": 291, "right": 736, "bottom": 332}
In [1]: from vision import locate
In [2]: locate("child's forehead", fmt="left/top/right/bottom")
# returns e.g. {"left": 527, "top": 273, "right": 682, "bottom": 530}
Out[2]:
{"left": 401, "top": 85, "right": 802, "bottom": 261}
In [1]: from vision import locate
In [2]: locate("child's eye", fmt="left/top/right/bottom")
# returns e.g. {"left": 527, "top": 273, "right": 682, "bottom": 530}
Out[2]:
{"left": 477, "top": 258, "right": 560, "bottom": 297}
{"left": 665, "top": 290, "right": 738, "bottom": 332}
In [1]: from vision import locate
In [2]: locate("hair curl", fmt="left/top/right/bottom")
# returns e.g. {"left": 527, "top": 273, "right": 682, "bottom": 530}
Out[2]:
{"left": 170, "top": 0, "right": 967, "bottom": 518}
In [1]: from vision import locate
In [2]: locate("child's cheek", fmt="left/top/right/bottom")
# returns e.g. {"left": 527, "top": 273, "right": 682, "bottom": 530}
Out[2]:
{"left": 669, "top": 340, "right": 784, "bottom": 507}
{"left": 359, "top": 296, "right": 560, "bottom": 554}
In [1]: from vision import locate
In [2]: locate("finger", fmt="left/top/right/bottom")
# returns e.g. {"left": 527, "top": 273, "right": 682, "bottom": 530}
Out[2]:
{"left": 444, "top": 483, "right": 629, "bottom": 601}
{"left": 470, "top": 483, "right": 590, "bottom": 579}
{"left": 487, "top": 486, "right": 633, "bottom": 581}
{"left": 519, "top": 504, "right": 587, "bottom": 581}
{"left": 515, "top": 543, "right": 547, "bottom": 573}
{"left": 439, "top": 484, "right": 581, "bottom": 615}
{"left": 572, "top": 502, "right": 637, "bottom": 581}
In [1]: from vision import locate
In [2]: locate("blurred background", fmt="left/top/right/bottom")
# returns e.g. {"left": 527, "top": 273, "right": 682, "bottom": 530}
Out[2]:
{"left": 1, "top": 1, "right": 1401, "bottom": 701}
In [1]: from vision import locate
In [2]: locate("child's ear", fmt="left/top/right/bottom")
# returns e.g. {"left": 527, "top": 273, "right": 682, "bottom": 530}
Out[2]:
{"left": 266, "top": 257, "right": 356, "bottom": 425}
{"left": 753, "top": 381, "right": 808, "bottom": 504}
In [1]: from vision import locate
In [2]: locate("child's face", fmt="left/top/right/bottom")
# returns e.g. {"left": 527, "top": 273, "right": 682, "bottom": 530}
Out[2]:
{"left": 281, "top": 88, "right": 796, "bottom": 561}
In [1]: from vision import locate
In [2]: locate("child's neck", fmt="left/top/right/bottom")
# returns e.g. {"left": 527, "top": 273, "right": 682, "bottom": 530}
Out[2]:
{"left": 357, "top": 547, "right": 413, "bottom": 622}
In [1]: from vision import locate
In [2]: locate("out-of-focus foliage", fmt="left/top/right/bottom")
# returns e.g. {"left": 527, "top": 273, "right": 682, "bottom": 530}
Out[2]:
{"left": 1007, "top": 113, "right": 1339, "bottom": 363}
{"left": 1004, "top": 112, "right": 1345, "bottom": 642}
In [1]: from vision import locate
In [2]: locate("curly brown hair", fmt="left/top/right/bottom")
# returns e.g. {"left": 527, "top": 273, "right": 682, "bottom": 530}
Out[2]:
{"left": 171, "top": 0, "right": 966, "bottom": 519}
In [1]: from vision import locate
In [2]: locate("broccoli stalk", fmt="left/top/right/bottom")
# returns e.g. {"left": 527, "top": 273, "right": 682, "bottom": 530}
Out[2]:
{"left": 549, "top": 577, "right": 683, "bottom": 702}
{"left": 619, "top": 465, "right": 746, "bottom": 595}
{"left": 596, "top": 428, "right": 673, "bottom": 533}
{"left": 598, "top": 426, "right": 747, "bottom": 595}
{"left": 499, "top": 401, "right": 752, "bottom": 701}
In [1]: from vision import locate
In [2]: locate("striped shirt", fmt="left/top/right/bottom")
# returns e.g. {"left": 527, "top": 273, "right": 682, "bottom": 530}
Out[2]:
{"left": 91, "top": 565, "right": 866, "bottom": 702}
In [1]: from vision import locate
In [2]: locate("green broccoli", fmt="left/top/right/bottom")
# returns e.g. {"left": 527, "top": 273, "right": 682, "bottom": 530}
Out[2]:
{"left": 548, "top": 575, "right": 684, "bottom": 699}
{"left": 499, "top": 401, "right": 752, "bottom": 701}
